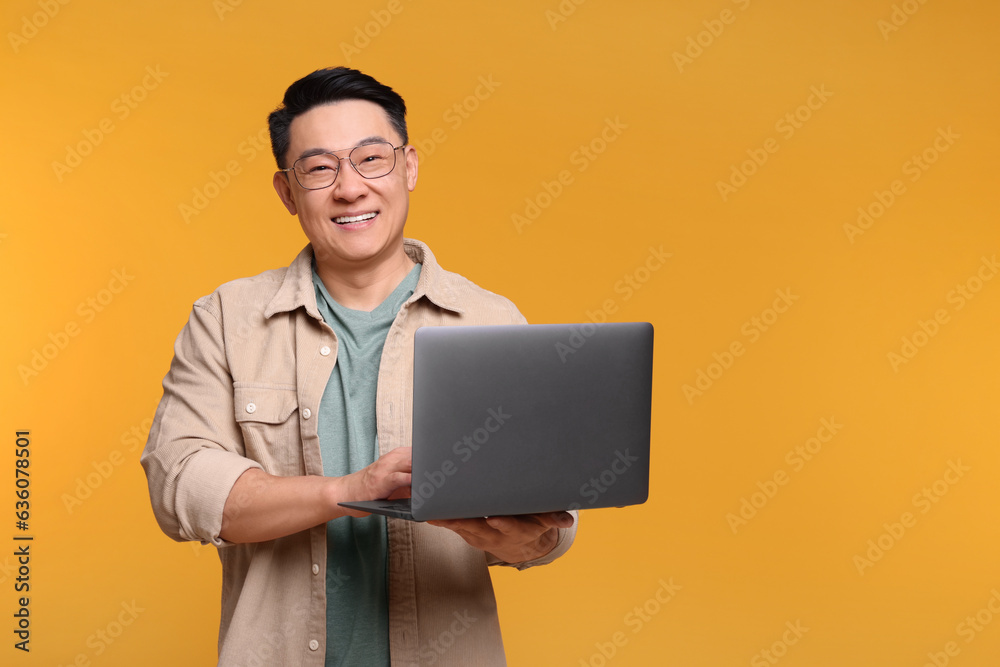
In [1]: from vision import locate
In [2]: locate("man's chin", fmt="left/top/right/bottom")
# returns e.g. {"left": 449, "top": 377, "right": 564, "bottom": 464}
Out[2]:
{"left": 311, "top": 235, "right": 407, "bottom": 268}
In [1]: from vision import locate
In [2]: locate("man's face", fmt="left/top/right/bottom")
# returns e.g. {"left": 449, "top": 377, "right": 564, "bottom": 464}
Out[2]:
{"left": 273, "top": 99, "right": 418, "bottom": 269}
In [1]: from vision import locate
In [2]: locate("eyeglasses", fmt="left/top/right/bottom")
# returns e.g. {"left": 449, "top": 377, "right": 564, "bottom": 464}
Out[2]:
{"left": 279, "top": 142, "right": 405, "bottom": 190}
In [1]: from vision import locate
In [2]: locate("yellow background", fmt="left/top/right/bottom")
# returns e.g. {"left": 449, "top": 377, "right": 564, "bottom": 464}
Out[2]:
{"left": 2, "top": 0, "right": 999, "bottom": 664}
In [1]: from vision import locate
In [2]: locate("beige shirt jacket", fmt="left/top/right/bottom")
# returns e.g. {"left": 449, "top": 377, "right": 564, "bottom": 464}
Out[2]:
{"left": 141, "top": 239, "right": 577, "bottom": 666}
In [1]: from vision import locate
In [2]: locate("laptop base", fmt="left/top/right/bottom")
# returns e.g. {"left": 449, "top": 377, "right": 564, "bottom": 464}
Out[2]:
{"left": 338, "top": 499, "right": 424, "bottom": 521}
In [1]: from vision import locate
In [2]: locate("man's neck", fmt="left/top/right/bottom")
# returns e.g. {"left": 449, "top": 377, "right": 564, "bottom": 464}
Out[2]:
{"left": 315, "top": 246, "right": 416, "bottom": 312}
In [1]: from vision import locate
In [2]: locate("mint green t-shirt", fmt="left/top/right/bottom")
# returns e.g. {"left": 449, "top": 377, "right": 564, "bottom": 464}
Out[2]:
{"left": 312, "top": 262, "right": 422, "bottom": 667}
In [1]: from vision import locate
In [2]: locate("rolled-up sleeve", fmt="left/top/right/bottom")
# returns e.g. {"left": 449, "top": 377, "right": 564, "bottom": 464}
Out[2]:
{"left": 141, "top": 296, "right": 261, "bottom": 546}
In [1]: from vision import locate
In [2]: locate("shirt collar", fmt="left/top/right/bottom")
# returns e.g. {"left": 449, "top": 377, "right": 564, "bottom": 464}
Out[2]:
{"left": 264, "top": 238, "right": 466, "bottom": 320}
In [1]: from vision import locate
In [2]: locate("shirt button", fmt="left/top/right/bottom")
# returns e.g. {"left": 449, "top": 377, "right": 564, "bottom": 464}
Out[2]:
{"left": 309, "top": 640, "right": 319, "bottom": 651}
{"left": 302, "top": 408, "right": 312, "bottom": 419}
{"left": 312, "top": 564, "right": 320, "bottom": 575}
{"left": 245, "top": 402, "right": 256, "bottom": 414}
{"left": 320, "top": 345, "right": 331, "bottom": 356}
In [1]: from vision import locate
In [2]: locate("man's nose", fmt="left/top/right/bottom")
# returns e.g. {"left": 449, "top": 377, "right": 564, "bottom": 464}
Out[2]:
{"left": 330, "top": 158, "right": 368, "bottom": 199}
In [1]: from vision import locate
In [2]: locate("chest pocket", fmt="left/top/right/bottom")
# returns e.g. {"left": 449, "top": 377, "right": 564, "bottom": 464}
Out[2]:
{"left": 233, "top": 385, "right": 304, "bottom": 476}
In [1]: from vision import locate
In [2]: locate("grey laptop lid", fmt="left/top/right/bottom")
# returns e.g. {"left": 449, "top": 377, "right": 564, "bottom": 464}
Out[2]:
{"left": 403, "top": 321, "right": 653, "bottom": 521}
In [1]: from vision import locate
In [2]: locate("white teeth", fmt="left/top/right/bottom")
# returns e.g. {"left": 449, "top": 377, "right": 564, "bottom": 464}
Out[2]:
{"left": 334, "top": 212, "right": 377, "bottom": 224}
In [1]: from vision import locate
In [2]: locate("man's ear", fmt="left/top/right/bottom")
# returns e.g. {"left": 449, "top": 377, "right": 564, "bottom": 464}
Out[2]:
{"left": 403, "top": 145, "right": 418, "bottom": 192}
{"left": 272, "top": 171, "right": 298, "bottom": 215}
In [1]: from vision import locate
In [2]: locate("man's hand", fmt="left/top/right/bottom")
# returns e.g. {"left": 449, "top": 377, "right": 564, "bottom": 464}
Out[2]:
{"left": 220, "top": 448, "right": 412, "bottom": 542}
{"left": 338, "top": 447, "right": 412, "bottom": 517}
{"left": 427, "top": 511, "right": 574, "bottom": 564}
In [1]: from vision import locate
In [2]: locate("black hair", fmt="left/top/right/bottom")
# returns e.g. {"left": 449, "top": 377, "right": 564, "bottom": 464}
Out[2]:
{"left": 267, "top": 66, "right": 408, "bottom": 169}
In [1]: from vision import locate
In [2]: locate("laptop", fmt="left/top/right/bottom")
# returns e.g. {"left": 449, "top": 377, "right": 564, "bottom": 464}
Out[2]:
{"left": 338, "top": 322, "right": 653, "bottom": 521}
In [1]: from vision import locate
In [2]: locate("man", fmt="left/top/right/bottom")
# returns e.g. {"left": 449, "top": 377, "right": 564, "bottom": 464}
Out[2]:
{"left": 141, "top": 67, "right": 576, "bottom": 666}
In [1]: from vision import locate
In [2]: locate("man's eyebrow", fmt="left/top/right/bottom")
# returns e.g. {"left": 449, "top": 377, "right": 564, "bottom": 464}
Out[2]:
{"left": 295, "top": 136, "right": 390, "bottom": 161}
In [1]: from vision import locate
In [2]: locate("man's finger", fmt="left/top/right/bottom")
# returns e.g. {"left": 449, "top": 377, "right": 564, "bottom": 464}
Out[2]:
{"left": 485, "top": 516, "right": 515, "bottom": 533}
{"left": 538, "top": 511, "right": 574, "bottom": 528}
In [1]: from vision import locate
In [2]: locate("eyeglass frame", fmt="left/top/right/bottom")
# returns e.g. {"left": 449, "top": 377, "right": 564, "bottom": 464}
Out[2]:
{"left": 278, "top": 142, "right": 407, "bottom": 190}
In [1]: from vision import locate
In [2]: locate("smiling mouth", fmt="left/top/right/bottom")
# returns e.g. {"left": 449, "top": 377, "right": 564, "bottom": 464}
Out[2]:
{"left": 333, "top": 212, "right": 378, "bottom": 225}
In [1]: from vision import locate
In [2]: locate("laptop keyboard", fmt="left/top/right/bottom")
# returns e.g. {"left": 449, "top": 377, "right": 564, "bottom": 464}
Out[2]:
{"left": 378, "top": 500, "right": 412, "bottom": 512}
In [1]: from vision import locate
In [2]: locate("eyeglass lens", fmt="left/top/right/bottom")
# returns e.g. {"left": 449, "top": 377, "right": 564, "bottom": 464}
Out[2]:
{"left": 293, "top": 143, "right": 397, "bottom": 189}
